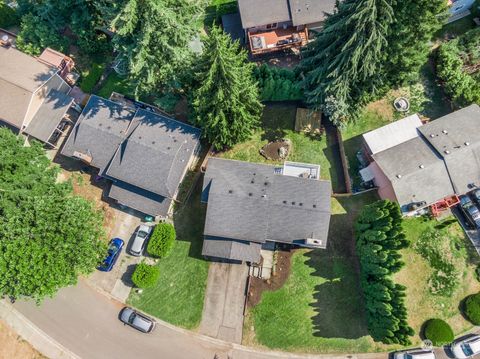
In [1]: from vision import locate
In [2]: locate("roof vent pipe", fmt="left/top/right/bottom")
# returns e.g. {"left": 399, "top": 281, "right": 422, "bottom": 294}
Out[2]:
{"left": 442, "top": 129, "right": 448, "bottom": 134}
{"left": 396, "top": 174, "right": 402, "bottom": 179}
{"left": 419, "top": 164, "right": 425, "bottom": 169}
{"left": 445, "top": 150, "right": 450, "bottom": 154}
{"left": 465, "top": 142, "right": 470, "bottom": 146}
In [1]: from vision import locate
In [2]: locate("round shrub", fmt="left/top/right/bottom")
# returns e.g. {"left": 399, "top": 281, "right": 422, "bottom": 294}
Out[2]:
{"left": 465, "top": 293, "right": 480, "bottom": 325}
{"left": 147, "top": 223, "right": 176, "bottom": 258}
{"left": 131, "top": 262, "right": 160, "bottom": 288}
{"left": 424, "top": 319, "right": 454, "bottom": 346}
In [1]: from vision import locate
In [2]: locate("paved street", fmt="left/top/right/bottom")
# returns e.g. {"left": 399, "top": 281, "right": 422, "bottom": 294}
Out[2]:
{"left": 4, "top": 279, "right": 396, "bottom": 359}
{"left": 13, "top": 281, "right": 231, "bottom": 359}
{"left": 200, "top": 262, "right": 249, "bottom": 344}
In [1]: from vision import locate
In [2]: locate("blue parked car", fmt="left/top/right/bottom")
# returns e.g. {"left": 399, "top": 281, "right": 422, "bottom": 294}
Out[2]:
{"left": 98, "top": 238, "right": 124, "bottom": 272}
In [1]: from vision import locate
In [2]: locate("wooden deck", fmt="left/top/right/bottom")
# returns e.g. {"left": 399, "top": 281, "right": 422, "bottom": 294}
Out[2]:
{"left": 248, "top": 27, "right": 308, "bottom": 55}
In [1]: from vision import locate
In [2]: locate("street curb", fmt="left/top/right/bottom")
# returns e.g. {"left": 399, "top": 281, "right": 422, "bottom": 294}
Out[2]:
{"left": 0, "top": 300, "right": 80, "bottom": 359}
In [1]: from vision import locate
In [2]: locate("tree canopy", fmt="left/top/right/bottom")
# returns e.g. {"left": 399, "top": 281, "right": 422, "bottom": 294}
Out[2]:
{"left": 385, "top": 0, "right": 447, "bottom": 85}
{"left": 355, "top": 200, "right": 413, "bottom": 344}
{"left": 191, "top": 26, "right": 263, "bottom": 150}
{"left": 112, "top": 0, "right": 206, "bottom": 96}
{"left": 301, "top": 0, "right": 394, "bottom": 127}
{"left": 0, "top": 129, "right": 105, "bottom": 302}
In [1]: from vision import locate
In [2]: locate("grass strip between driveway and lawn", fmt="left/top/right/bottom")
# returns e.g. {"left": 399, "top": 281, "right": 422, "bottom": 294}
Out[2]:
{"left": 127, "top": 182, "right": 209, "bottom": 329}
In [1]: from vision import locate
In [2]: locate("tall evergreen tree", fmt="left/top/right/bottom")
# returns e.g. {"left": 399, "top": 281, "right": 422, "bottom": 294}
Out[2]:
{"left": 301, "top": 0, "right": 394, "bottom": 127}
{"left": 355, "top": 200, "right": 413, "bottom": 344}
{"left": 191, "top": 26, "right": 263, "bottom": 150}
{"left": 111, "top": 0, "right": 206, "bottom": 96}
{"left": 385, "top": 0, "right": 448, "bottom": 85}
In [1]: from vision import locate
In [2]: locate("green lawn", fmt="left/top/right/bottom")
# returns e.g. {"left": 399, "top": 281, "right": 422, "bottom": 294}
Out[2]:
{"left": 395, "top": 216, "right": 480, "bottom": 341}
{"left": 79, "top": 63, "right": 106, "bottom": 93}
{"left": 127, "top": 182, "right": 209, "bottom": 329}
{"left": 245, "top": 192, "right": 394, "bottom": 353}
{"left": 96, "top": 73, "right": 134, "bottom": 99}
{"left": 218, "top": 103, "right": 344, "bottom": 192}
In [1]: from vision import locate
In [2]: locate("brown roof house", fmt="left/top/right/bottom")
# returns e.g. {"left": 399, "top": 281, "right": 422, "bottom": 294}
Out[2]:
{"left": 0, "top": 44, "right": 74, "bottom": 146}
{"left": 201, "top": 158, "right": 331, "bottom": 263}
{"left": 236, "top": 0, "right": 337, "bottom": 55}
{"left": 61, "top": 95, "right": 202, "bottom": 217}
{"left": 360, "top": 105, "right": 480, "bottom": 214}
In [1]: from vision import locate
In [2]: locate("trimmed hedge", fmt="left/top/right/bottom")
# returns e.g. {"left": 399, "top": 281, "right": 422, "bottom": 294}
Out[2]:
{"left": 147, "top": 223, "right": 176, "bottom": 258}
{"left": 424, "top": 319, "right": 454, "bottom": 346}
{"left": 131, "top": 262, "right": 160, "bottom": 288}
{"left": 465, "top": 293, "right": 480, "bottom": 325}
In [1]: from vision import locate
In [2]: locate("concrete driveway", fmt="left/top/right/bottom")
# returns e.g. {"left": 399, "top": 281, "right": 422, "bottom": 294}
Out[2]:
{"left": 200, "top": 262, "right": 249, "bottom": 344}
{"left": 86, "top": 206, "right": 145, "bottom": 302}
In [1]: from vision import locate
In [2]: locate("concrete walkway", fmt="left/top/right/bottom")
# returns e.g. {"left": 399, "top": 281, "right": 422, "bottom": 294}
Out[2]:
{"left": 199, "top": 262, "right": 249, "bottom": 344}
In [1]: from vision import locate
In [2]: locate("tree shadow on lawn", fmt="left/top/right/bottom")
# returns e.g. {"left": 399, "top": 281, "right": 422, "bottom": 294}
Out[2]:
{"left": 306, "top": 203, "right": 369, "bottom": 339}
{"left": 172, "top": 179, "right": 208, "bottom": 261}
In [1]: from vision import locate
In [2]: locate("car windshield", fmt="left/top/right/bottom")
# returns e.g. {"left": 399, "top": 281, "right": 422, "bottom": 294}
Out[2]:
{"left": 128, "top": 312, "right": 136, "bottom": 324}
{"left": 461, "top": 343, "right": 473, "bottom": 356}
{"left": 137, "top": 231, "right": 147, "bottom": 239}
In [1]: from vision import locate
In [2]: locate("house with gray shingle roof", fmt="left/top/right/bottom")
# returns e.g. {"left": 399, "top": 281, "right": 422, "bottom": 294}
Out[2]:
{"left": 61, "top": 95, "right": 201, "bottom": 217}
{"left": 0, "top": 44, "right": 73, "bottom": 146}
{"left": 201, "top": 158, "right": 331, "bottom": 263}
{"left": 235, "top": 0, "right": 336, "bottom": 55}
{"left": 361, "top": 104, "right": 480, "bottom": 214}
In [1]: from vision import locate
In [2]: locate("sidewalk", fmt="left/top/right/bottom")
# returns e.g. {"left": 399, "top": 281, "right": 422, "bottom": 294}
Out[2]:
{"left": 0, "top": 300, "right": 79, "bottom": 359}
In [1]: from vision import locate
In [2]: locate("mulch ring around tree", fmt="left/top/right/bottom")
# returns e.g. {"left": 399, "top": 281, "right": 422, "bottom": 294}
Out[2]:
{"left": 259, "top": 138, "right": 292, "bottom": 160}
{"left": 247, "top": 248, "right": 294, "bottom": 308}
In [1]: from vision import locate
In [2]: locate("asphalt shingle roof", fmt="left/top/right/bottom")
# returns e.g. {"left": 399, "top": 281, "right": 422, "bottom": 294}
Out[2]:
{"left": 108, "top": 181, "right": 172, "bottom": 216}
{"left": 238, "top": 0, "right": 291, "bottom": 28}
{"left": 61, "top": 95, "right": 135, "bottom": 173}
{"left": 289, "top": 0, "right": 337, "bottom": 26}
{"left": 0, "top": 46, "right": 57, "bottom": 129}
{"left": 105, "top": 109, "right": 201, "bottom": 198}
{"left": 202, "top": 236, "right": 262, "bottom": 262}
{"left": 25, "top": 89, "right": 73, "bottom": 142}
{"left": 373, "top": 137, "right": 454, "bottom": 207}
{"left": 202, "top": 158, "right": 331, "bottom": 248}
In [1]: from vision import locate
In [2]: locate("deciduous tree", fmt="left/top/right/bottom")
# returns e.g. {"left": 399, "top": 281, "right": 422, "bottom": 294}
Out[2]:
{"left": 0, "top": 129, "right": 105, "bottom": 302}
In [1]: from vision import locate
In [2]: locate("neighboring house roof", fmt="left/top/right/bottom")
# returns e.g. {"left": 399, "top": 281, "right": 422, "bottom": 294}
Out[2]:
{"left": 370, "top": 105, "right": 480, "bottom": 208}
{"left": 108, "top": 181, "right": 172, "bottom": 216}
{"left": 372, "top": 136, "right": 454, "bottom": 207}
{"left": 202, "top": 158, "right": 331, "bottom": 251}
{"left": 418, "top": 104, "right": 480, "bottom": 194}
{"left": 363, "top": 114, "right": 423, "bottom": 155}
{"left": 202, "top": 236, "right": 262, "bottom": 262}
{"left": 61, "top": 95, "right": 135, "bottom": 172}
{"left": 0, "top": 45, "right": 57, "bottom": 129}
{"left": 105, "top": 109, "right": 201, "bottom": 198}
{"left": 289, "top": 0, "right": 337, "bottom": 26}
{"left": 62, "top": 95, "right": 201, "bottom": 216}
{"left": 237, "top": 0, "right": 336, "bottom": 29}
{"left": 237, "top": 0, "right": 291, "bottom": 28}
{"left": 24, "top": 89, "right": 73, "bottom": 142}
